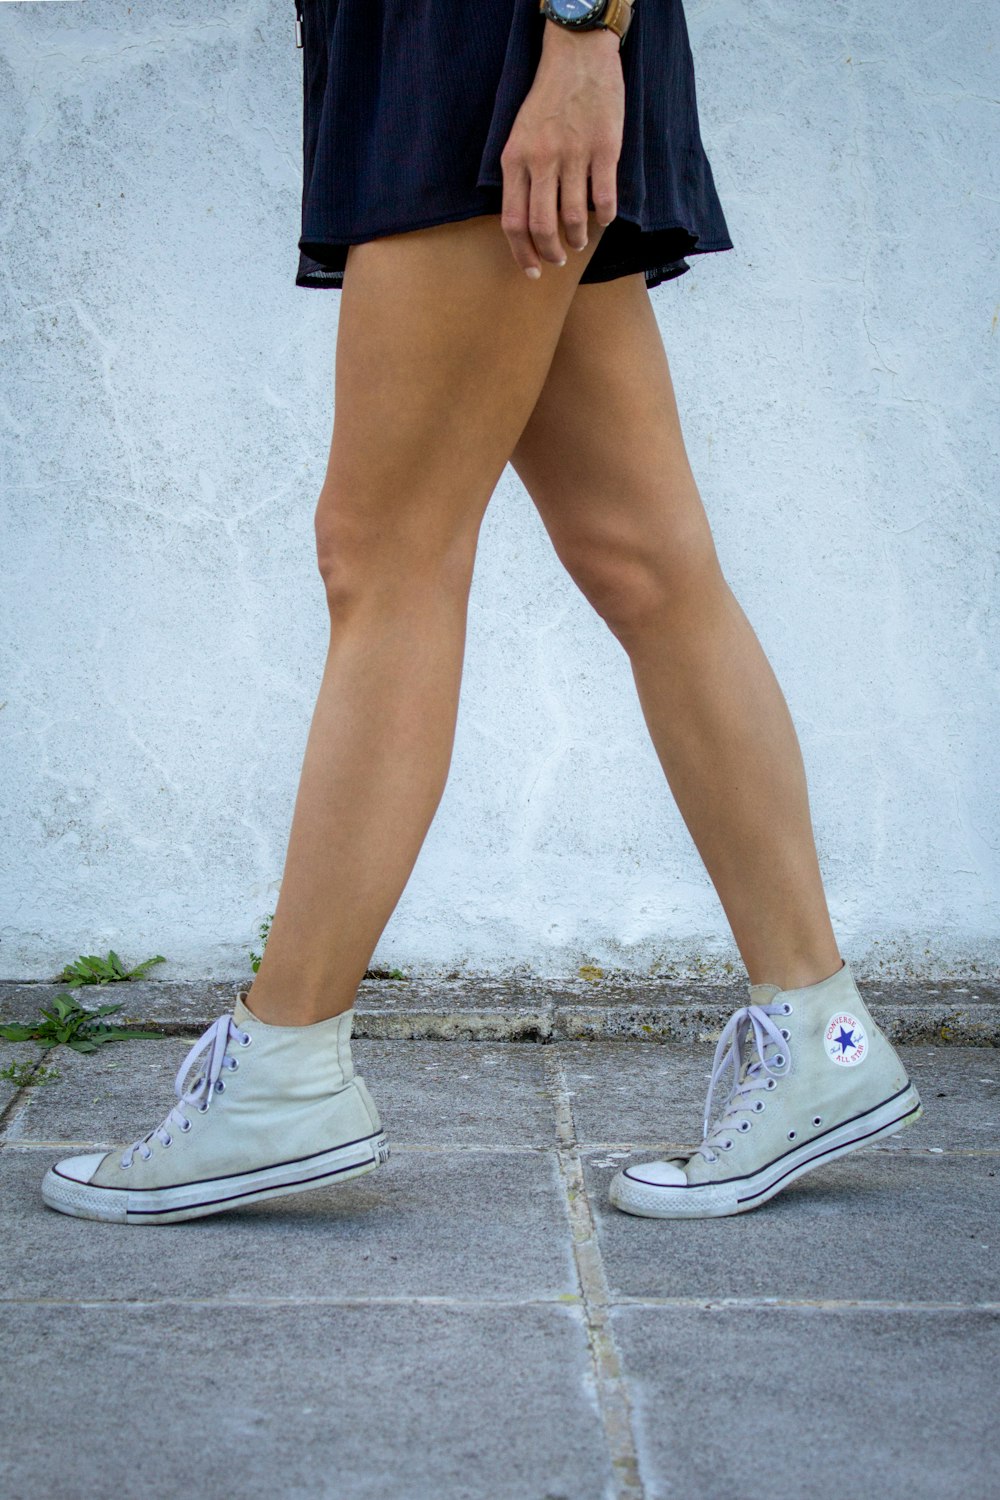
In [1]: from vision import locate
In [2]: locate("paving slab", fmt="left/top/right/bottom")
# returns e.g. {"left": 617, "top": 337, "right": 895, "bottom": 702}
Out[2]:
{"left": 0, "top": 1302, "right": 612, "bottom": 1500}
{"left": 613, "top": 1306, "right": 1000, "bottom": 1500}
{"left": 561, "top": 1042, "right": 1000, "bottom": 1151}
{"left": 0, "top": 1147, "right": 576, "bottom": 1304}
{"left": 584, "top": 1150, "right": 1000, "bottom": 1305}
{"left": 0, "top": 1037, "right": 556, "bottom": 1149}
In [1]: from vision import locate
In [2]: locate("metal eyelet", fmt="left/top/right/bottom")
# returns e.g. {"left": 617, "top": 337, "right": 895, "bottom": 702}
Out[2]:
{"left": 766, "top": 1078, "right": 777, "bottom": 1090}
{"left": 215, "top": 1080, "right": 225, "bottom": 1093}
{"left": 774, "top": 1055, "right": 785, "bottom": 1067}
{"left": 239, "top": 1032, "right": 252, "bottom": 1047}
{"left": 739, "top": 1120, "right": 751, "bottom": 1132}
{"left": 198, "top": 1102, "right": 210, "bottom": 1113}
{"left": 753, "top": 1100, "right": 765, "bottom": 1112}
{"left": 721, "top": 1139, "right": 734, "bottom": 1150}
{"left": 812, "top": 1116, "right": 822, "bottom": 1127}
{"left": 120, "top": 1157, "right": 132, "bottom": 1169}
{"left": 161, "top": 1135, "right": 172, "bottom": 1148}
{"left": 226, "top": 1057, "right": 239, "bottom": 1071}
{"left": 180, "top": 1119, "right": 192, "bottom": 1132}
{"left": 787, "top": 1130, "right": 797, "bottom": 1141}
{"left": 783, "top": 1003, "right": 793, "bottom": 1015}
{"left": 781, "top": 1028, "right": 790, "bottom": 1041}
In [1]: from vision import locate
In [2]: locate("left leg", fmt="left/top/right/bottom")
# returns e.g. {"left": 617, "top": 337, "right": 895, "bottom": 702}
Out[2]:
{"left": 510, "top": 272, "right": 922, "bottom": 1219}
{"left": 510, "top": 270, "right": 840, "bottom": 992}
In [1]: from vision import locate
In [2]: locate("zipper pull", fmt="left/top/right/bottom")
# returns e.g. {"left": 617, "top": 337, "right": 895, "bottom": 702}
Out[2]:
{"left": 294, "top": 3, "right": 303, "bottom": 48}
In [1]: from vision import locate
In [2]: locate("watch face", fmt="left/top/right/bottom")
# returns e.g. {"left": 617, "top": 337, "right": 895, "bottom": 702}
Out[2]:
{"left": 548, "top": 0, "right": 605, "bottom": 22}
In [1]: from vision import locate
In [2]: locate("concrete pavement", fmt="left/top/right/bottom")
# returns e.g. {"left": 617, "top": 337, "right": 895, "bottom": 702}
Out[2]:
{"left": 1, "top": 1034, "right": 998, "bottom": 1499}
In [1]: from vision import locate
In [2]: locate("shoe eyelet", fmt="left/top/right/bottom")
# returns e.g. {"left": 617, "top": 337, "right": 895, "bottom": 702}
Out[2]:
{"left": 120, "top": 1157, "right": 132, "bottom": 1169}
{"left": 812, "top": 1116, "right": 822, "bottom": 1127}
{"left": 753, "top": 1101, "right": 765, "bottom": 1112}
{"left": 739, "top": 1120, "right": 751, "bottom": 1132}
{"left": 781, "top": 1028, "right": 790, "bottom": 1041}
{"left": 722, "top": 1139, "right": 734, "bottom": 1150}
{"left": 215, "top": 1080, "right": 225, "bottom": 1093}
{"left": 783, "top": 1003, "right": 793, "bottom": 1015}
{"left": 239, "top": 1032, "right": 252, "bottom": 1047}
{"left": 198, "top": 1102, "right": 210, "bottom": 1113}
{"left": 774, "top": 1055, "right": 785, "bottom": 1067}
{"left": 161, "top": 1135, "right": 172, "bottom": 1148}
{"left": 226, "top": 1057, "right": 239, "bottom": 1071}
{"left": 180, "top": 1119, "right": 192, "bottom": 1132}
{"left": 787, "top": 1130, "right": 797, "bottom": 1141}
{"left": 705, "top": 1151, "right": 717, "bottom": 1163}
{"left": 766, "top": 1079, "right": 777, "bottom": 1090}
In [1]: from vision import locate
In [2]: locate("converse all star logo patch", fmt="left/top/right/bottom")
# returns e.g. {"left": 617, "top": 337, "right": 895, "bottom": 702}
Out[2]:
{"left": 824, "top": 1012, "right": 868, "bottom": 1067}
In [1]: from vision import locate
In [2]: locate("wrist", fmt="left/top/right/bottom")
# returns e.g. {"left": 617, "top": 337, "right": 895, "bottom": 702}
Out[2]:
{"left": 541, "top": 17, "right": 621, "bottom": 53}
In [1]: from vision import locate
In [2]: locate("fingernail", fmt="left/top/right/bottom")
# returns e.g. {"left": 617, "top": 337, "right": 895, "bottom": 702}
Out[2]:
{"left": 525, "top": 266, "right": 541, "bottom": 280}
{"left": 556, "top": 257, "right": 567, "bottom": 267}
{"left": 575, "top": 239, "right": 588, "bottom": 252}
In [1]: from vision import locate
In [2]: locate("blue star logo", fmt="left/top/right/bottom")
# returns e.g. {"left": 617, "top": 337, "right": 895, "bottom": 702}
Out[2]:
{"left": 835, "top": 1026, "right": 856, "bottom": 1054}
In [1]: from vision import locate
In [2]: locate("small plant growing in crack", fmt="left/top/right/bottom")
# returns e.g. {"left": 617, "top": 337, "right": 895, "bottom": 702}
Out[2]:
{"left": 53, "top": 949, "right": 166, "bottom": 987}
{"left": 0, "top": 994, "right": 159, "bottom": 1053}
{"left": 0, "top": 1060, "right": 61, "bottom": 1087}
{"left": 249, "top": 914, "right": 273, "bottom": 974}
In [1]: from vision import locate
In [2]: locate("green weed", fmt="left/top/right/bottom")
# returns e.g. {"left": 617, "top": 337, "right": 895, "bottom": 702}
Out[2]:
{"left": 53, "top": 949, "right": 166, "bottom": 986}
{"left": 0, "top": 1060, "right": 61, "bottom": 1087}
{"left": 0, "top": 994, "right": 160, "bottom": 1053}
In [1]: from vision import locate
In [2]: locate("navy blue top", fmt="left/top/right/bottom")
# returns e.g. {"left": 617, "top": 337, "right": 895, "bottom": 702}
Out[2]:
{"left": 295, "top": 0, "right": 733, "bottom": 290}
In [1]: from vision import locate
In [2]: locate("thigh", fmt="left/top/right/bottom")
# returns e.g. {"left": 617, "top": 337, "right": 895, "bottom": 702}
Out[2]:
{"left": 509, "top": 272, "right": 717, "bottom": 566}
{"left": 320, "top": 212, "right": 607, "bottom": 557}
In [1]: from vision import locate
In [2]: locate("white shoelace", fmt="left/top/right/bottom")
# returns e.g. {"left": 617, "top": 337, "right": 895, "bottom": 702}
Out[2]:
{"left": 120, "top": 1014, "right": 251, "bottom": 1168}
{"left": 685, "top": 1000, "right": 793, "bottom": 1164}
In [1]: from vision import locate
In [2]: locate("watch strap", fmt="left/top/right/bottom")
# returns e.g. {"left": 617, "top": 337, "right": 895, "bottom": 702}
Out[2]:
{"left": 539, "top": 0, "right": 635, "bottom": 49}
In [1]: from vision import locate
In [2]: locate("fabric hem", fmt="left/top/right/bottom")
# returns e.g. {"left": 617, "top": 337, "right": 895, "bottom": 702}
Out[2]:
{"left": 296, "top": 204, "right": 733, "bottom": 292}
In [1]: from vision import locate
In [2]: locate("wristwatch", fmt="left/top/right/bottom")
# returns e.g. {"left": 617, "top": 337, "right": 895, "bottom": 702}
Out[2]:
{"left": 538, "top": 0, "right": 635, "bottom": 50}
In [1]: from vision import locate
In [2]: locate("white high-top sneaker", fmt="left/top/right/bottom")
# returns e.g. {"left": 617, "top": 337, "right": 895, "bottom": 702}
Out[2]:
{"left": 41, "top": 990, "right": 389, "bottom": 1224}
{"left": 609, "top": 958, "right": 922, "bottom": 1219}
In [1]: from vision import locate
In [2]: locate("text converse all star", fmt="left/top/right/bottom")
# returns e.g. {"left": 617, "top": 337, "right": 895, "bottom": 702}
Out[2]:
{"left": 608, "top": 958, "right": 922, "bottom": 1219}
{"left": 41, "top": 991, "right": 389, "bottom": 1225}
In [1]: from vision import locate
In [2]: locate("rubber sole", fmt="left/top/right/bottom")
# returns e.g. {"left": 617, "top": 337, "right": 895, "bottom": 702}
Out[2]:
{"left": 41, "top": 1130, "right": 390, "bottom": 1225}
{"left": 608, "top": 1083, "right": 922, "bottom": 1219}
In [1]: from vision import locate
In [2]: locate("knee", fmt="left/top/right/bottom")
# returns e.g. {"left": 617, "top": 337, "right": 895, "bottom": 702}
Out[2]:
{"left": 314, "top": 487, "right": 475, "bottom": 618}
{"left": 559, "top": 522, "right": 725, "bottom": 646}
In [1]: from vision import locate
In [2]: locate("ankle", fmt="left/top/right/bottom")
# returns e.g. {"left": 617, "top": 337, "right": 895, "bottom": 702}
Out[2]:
{"left": 240, "top": 981, "right": 354, "bottom": 1028}
{"left": 748, "top": 955, "right": 846, "bottom": 995}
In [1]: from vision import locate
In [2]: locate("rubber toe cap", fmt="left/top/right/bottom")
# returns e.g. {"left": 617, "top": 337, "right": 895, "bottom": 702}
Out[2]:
{"left": 51, "top": 1152, "right": 108, "bottom": 1185}
{"left": 621, "top": 1159, "right": 688, "bottom": 1188}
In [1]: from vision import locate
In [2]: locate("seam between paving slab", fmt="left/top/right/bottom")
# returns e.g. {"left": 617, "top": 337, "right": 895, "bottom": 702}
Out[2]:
{"left": 545, "top": 1049, "right": 646, "bottom": 1500}
{"left": 2, "top": 1297, "right": 998, "bottom": 1313}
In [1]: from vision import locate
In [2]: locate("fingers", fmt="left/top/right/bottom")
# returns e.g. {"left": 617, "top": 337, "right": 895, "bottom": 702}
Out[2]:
{"left": 499, "top": 155, "right": 544, "bottom": 279}
{"left": 500, "top": 152, "right": 614, "bottom": 280}
{"left": 559, "top": 157, "right": 591, "bottom": 255}
{"left": 589, "top": 146, "right": 618, "bottom": 229}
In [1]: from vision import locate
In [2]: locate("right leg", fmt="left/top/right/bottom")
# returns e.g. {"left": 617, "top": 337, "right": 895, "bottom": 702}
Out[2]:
{"left": 245, "top": 211, "right": 607, "bottom": 1023}
{"left": 40, "top": 210, "right": 607, "bottom": 1223}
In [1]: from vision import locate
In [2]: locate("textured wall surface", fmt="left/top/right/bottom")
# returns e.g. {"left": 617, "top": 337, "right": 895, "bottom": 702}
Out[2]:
{"left": 1, "top": 0, "right": 997, "bottom": 982}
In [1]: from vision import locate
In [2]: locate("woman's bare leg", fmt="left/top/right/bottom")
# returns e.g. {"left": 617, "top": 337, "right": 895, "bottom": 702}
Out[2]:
{"left": 509, "top": 272, "right": 842, "bottom": 992}
{"left": 245, "top": 212, "right": 606, "bottom": 1024}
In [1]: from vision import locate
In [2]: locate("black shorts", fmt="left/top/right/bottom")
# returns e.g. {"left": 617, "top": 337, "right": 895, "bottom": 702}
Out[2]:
{"left": 295, "top": 0, "right": 734, "bottom": 290}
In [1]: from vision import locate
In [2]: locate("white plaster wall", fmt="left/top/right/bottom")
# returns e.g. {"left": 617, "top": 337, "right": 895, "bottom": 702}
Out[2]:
{"left": 1, "top": 0, "right": 997, "bottom": 982}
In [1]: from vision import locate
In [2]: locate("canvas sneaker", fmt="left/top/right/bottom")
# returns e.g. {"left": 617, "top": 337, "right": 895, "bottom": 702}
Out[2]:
{"left": 41, "top": 990, "right": 389, "bottom": 1224}
{"left": 608, "top": 958, "right": 922, "bottom": 1219}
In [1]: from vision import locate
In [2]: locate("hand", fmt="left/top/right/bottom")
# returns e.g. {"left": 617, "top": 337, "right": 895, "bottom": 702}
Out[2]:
{"left": 499, "top": 20, "right": 625, "bottom": 279}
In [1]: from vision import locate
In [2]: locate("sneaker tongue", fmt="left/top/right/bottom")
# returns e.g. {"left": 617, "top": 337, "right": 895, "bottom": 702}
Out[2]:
{"left": 748, "top": 981, "right": 782, "bottom": 1006}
